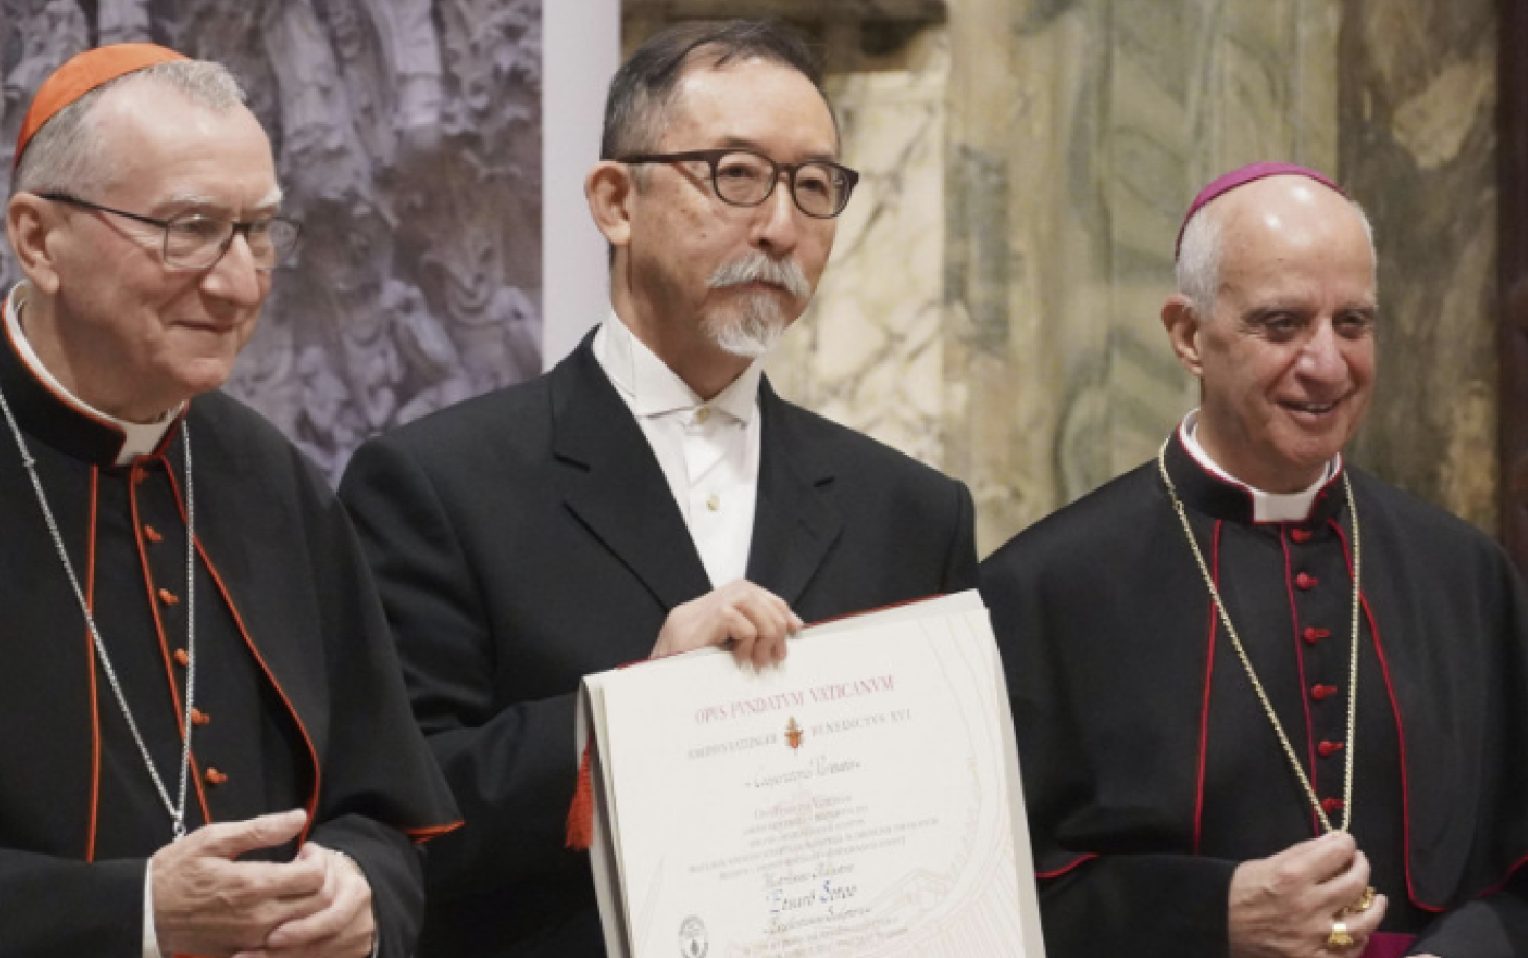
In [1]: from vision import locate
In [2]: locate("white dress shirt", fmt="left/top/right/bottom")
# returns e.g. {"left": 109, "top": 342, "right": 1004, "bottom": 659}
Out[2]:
{"left": 1179, "top": 409, "right": 1339, "bottom": 522}
{"left": 592, "top": 315, "right": 763, "bottom": 587}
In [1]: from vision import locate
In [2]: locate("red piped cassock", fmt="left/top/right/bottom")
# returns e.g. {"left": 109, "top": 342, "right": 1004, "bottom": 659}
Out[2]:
{"left": 0, "top": 305, "right": 460, "bottom": 956}
{"left": 980, "top": 429, "right": 1528, "bottom": 956}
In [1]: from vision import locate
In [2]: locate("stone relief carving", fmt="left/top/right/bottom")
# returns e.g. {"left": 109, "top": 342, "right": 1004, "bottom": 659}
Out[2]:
{"left": 0, "top": 0, "right": 543, "bottom": 482}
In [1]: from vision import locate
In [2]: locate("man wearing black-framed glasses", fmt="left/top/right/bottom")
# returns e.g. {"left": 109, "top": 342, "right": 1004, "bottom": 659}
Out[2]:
{"left": 614, "top": 148, "right": 859, "bottom": 219}
{"left": 34, "top": 192, "right": 302, "bottom": 273}
{"left": 341, "top": 18, "right": 977, "bottom": 958}
{"left": 1, "top": 44, "right": 457, "bottom": 958}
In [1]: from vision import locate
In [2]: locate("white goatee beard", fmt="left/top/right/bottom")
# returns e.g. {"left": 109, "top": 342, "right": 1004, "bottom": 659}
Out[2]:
{"left": 703, "top": 294, "right": 787, "bottom": 359}
{"left": 704, "top": 252, "right": 810, "bottom": 359}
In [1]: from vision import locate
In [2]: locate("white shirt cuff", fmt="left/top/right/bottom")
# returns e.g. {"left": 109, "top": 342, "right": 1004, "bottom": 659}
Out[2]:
{"left": 142, "top": 859, "right": 164, "bottom": 958}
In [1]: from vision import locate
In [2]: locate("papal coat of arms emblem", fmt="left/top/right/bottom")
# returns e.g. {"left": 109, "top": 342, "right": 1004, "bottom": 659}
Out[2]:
{"left": 679, "top": 915, "right": 708, "bottom": 957}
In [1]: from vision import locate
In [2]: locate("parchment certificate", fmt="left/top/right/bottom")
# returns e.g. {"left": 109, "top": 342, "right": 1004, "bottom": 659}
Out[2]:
{"left": 577, "top": 591, "right": 1046, "bottom": 958}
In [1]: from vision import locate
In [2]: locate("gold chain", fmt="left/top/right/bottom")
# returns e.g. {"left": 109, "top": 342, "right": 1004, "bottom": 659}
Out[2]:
{"left": 1156, "top": 442, "right": 1361, "bottom": 833}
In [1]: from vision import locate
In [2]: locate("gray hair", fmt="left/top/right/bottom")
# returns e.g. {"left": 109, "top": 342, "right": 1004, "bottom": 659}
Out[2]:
{"left": 1175, "top": 206, "right": 1223, "bottom": 314}
{"left": 13, "top": 59, "right": 247, "bottom": 197}
{"left": 1174, "top": 192, "right": 1377, "bottom": 315}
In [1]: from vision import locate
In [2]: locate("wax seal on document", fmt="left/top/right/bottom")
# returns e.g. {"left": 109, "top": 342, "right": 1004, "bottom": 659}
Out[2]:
{"left": 679, "top": 915, "right": 709, "bottom": 957}
{"left": 785, "top": 717, "right": 804, "bottom": 750}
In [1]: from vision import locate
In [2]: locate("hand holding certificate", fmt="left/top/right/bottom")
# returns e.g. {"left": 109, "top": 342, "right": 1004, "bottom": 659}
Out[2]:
{"left": 574, "top": 591, "right": 1046, "bottom": 958}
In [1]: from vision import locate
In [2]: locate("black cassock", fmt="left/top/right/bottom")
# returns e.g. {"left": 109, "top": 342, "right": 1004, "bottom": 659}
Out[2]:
{"left": 0, "top": 318, "right": 458, "bottom": 956}
{"left": 981, "top": 430, "right": 1528, "bottom": 957}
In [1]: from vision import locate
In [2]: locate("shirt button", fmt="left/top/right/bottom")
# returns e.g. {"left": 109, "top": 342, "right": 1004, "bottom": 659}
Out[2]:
{"left": 1302, "top": 626, "right": 1331, "bottom": 645}
{"left": 204, "top": 767, "right": 228, "bottom": 786}
{"left": 1290, "top": 528, "right": 1314, "bottom": 544}
{"left": 695, "top": 406, "right": 711, "bottom": 425}
{"left": 1311, "top": 683, "right": 1340, "bottom": 701}
{"left": 706, "top": 493, "right": 720, "bottom": 512}
{"left": 1295, "top": 572, "right": 1318, "bottom": 590}
{"left": 1318, "top": 740, "right": 1345, "bottom": 757}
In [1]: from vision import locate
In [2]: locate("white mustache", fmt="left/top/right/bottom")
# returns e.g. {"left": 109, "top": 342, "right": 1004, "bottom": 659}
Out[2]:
{"left": 707, "top": 253, "right": 810, "bottom": 300}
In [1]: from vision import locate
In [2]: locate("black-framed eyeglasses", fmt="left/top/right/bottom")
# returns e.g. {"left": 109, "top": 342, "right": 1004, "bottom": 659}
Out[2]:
{"left": 38, "top": 192, "right": 301, "bottom": 271}
{"left": 617, "top": 148, "right": 859, "bottom": 219}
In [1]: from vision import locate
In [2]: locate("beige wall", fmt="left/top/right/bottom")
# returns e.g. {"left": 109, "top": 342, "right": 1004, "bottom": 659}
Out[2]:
{"left": 1338, "top": 0, "right": 1498, "bottom": 536}
{"left": 626, "top": 0, "right": 1499, "bottom": 555}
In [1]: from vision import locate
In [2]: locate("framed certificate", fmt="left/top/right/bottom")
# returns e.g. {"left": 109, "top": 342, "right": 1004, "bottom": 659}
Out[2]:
{"left": 576, "top": 591, "right": 1046, "bottom": 957}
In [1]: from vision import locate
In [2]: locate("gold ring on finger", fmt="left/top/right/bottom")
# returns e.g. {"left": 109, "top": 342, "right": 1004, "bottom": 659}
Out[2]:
{"left": 1327, "top": 919, "right": 1356, "bottom": 950}
{"left": 1344, "top": 884, "right": 1376, "bottom": 915}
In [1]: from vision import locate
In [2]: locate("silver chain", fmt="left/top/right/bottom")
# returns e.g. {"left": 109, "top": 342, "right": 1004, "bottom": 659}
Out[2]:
{"left": 1157, "top": 441, "right": 1361, "bottom": 834}
{"left": 0, "top": 381, "right": 197, "bottom": 840}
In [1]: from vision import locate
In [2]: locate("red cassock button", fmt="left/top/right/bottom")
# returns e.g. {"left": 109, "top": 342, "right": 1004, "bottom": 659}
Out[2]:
{"left": 1290, "top": 528, "right": 1314, "bottom": 544}
{"left": 190, "top": 708, "right": 210, "bottom": 727}
{"left": 1318, "top": 740, "right": 1345, "bottom": 757}
{"left": 1303, "top": 626, "right": 1332, "bottom": 645}
{"left": 143, "top": 523, "right": 164, "bottom": 543}
{"left": 1295, "top": 572, "right": 1318, "bottom": 590}
{"left": 173, "top": 649, "right": 191, "bottom": 667}
{"left": 1321, "top": 797, "right": 1345, "bottom": 813}
{"left": 157, "top": 588, "right": 180, "bottom": 607}
{"left": 1311, "top": 683, "right": 1340, "bottom": 701}
{"left": 204, "top": 767, "right": 228, "bottom": 786}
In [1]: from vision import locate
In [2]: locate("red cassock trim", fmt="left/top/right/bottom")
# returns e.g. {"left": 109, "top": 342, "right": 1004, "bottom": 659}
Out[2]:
{"left": 1327, "top": 517, "right": 1437, "bottom": 912}
{"left": 159, "top": 462, "right": 323, "bottom": 843}
{"left": 1481, "top": 851, "right": 1528, "bottom": 896}
{"left": 1362, "top": 591, "right": 1430, "bottom": 910}
{"left": 0, "top": 314, "right": 125, "bottom": 443}
{"left": 150, "top": 407, "right": 187, "bottom": 460}
{"left": 1192, "top": 520, "right": 1224, "bottom": 855}
{"left": 190, "top": 542, "right": 322, "bottom": 843}
{"left": 404, "top": 821, "right": 465, "bottom": 845}
{"left": 132, "top": 457, "right": 213, "bottom": 826}
{"left": 1282, "top": 531, "right": 1322, "bottom": 835}
{"left": 1035, "top": 852, "right": 1099, "bottom": 880}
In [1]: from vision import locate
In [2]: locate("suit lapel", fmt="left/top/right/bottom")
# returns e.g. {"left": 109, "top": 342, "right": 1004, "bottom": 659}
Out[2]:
{"left": 746, "top": 383, "right": 842, "bottom": 607}
{"left": 551, "top": 337, "right": 711, "bottom": 610}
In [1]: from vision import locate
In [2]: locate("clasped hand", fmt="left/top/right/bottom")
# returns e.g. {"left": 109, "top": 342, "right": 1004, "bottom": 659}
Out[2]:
{"left": 1229, "top": 831, "right": 1391, "bottom": 958}
{"left": 151, "top": 808, "right": 375, "bottom": 957}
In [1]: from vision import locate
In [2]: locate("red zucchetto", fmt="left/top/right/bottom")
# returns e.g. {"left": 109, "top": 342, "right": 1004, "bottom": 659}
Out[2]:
{"left": 13, "top": 43, "right": 188, "bottom": 171}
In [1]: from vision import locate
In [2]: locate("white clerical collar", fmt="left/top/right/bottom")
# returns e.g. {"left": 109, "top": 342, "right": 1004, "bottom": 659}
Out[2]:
{"left": 1179, "top": 409, "right": 1339, "bottom": 523}
{"left": 4, "top": 283, "right": 178, "bottom": 466}
{"left": 594, "top": 311, "right": 762, "bottom": 425}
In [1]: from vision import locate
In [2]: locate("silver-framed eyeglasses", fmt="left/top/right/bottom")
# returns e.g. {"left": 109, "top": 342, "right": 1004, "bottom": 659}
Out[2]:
{"left": 38, "top": 192, "right": 301, "bottom": 271}
{"left": 617, "top": 148, "right": 859, "bottom": 219}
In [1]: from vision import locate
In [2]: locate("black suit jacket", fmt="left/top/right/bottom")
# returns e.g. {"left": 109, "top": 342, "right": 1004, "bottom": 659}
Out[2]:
{"left": 339, "top": 334, "right": 977, "bottom": 956}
